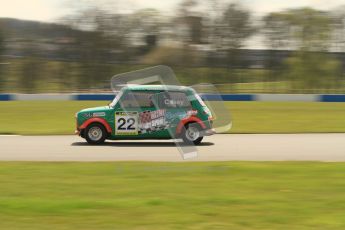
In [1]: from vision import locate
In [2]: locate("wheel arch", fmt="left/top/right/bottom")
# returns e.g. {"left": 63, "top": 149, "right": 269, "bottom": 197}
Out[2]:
{"left": 175, "top": 116, "right": 206, "bottom": 135}
{"left": 79, "top": 118, "right": 112, "bottom": 134}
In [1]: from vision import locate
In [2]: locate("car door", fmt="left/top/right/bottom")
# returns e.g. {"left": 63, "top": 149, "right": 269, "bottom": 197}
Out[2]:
{"left": 113, "top": 90, "right": 170, "bottom": 139}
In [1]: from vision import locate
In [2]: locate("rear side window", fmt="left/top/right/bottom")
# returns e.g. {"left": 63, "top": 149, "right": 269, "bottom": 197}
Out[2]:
{"left": 159, "top": 91, "right": 191, "bottom": 108}
{"left": 119, "top": 91, "right": 154, "bottom": 108}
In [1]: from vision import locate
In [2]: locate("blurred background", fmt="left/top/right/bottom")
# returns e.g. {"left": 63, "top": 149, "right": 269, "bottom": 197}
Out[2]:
{"left": 0, "top": 0, "right": 345, "bottom": 93}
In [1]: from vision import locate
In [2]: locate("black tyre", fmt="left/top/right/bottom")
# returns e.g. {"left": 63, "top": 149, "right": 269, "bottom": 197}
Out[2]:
{"left": 181, "top": 123, "right": 203, "bottom": 145}
{"left": 85, "top": 123, "right": 107, "bottom": 145}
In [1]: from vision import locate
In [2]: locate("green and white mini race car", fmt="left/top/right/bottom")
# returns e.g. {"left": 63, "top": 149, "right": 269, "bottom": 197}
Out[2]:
{"left": 75, "top": 85, "right": 215, "bottom": 145}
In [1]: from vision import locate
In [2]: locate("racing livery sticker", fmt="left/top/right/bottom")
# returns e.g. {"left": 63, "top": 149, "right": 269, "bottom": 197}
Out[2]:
{"left": 138, "top": 109, "right": 168, "bottom": 134}
{"left": 93, "top": 112, "right": 106, "bottom": 117}
{"left": 82, "top": 112, "right": 106, "bottom": 118}
{"left": 82, "top": 113, "right": 93, "bottom": 119}
{"left": 115, "top": 111, "right": 139, "bottom": 135}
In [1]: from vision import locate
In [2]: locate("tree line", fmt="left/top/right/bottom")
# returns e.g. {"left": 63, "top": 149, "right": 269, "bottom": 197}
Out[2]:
{"left": 0, "top": 1, "right": 344, "bottom": 93}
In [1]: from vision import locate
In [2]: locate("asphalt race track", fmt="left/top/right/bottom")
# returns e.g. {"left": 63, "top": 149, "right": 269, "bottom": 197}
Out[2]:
{"left": 1, "top": 134, "right": 345, "bottom": 161}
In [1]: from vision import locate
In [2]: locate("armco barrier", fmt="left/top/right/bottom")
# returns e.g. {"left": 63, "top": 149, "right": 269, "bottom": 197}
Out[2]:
{"left": 1, "top": 94, "right": 345, "bottom": 102}
{"left": 255, "top": 94, "right": 319, "bottom": 102}
{"left": 15, "top": 94, "right": 73, "bottom": 101}
{"left": 74, "top": 94, "right": 115, "bottom": 101}
{"left": 320, "top": 95, "right": 345, "bottom": 102}
{"left": 202, "top": 94, "right": 254, "bottom": 101}
{"left": 0, "top": 94, "right": 11, "bottom": 101}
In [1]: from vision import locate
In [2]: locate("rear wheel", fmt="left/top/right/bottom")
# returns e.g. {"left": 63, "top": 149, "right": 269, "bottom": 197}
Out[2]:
{"left": 182, "top": 123, "right": 203, "bottom": 145}
{"left": 85, "top": 123, "right": 107, "bottom": 145}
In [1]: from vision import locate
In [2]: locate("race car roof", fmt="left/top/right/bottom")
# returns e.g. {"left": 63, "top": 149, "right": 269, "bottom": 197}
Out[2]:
{"left": 122, "top": 85, "right": 192, "bottom": 92}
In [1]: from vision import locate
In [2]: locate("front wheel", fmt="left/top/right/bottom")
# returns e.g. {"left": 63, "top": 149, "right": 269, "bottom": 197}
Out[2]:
{"left": 85, "top": 123, "right": 107, "bottom": 145}
{"left": 181, "top": 123, "right": 203, "bottom": 145}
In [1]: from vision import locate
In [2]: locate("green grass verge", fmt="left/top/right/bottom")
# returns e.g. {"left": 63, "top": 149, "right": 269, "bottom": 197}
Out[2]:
{"left": 0, "top": 162, "right": 345, "bottom": 229}
{"left": 0, "top": 101, "right": 103, "bottom": 135}
{"left": 0, "top": 101, "right": 344, "bottom": 134}
{"left": 227, "top": 102, "right": 345, "bottom": 133}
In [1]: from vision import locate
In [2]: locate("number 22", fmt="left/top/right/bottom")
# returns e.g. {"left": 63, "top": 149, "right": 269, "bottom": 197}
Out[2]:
{"left": 118, "top": 118, "right": 135, "bottom": 130}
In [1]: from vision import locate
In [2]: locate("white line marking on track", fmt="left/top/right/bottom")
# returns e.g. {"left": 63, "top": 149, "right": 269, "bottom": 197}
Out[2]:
{"left": 0, "top": 135, "right": 21, "bottom": 137}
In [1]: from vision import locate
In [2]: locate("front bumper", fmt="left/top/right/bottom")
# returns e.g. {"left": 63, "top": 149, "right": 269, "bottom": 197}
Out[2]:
{"left": 203, "top": 128, "right": 216, "bottom": 136}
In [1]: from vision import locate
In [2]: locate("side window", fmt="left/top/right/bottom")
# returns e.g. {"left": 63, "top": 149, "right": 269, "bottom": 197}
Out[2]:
{"left": 119, "top": 91, "right": 154, "bottom": 108}
{"left": 159, "top": 91, "right": 191, "bottom": 109}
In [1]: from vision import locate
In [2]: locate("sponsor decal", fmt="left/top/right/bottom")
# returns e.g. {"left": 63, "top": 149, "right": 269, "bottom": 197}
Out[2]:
{"left": 115, "top": 111, "right": 139, "bottom": 135}
{"left": 93, "top": 112, "right": 106, "bottom": 117}
{"left": 82, "top": 113, "right": 93, "bottom": 118}
{"left": 166, "top": 110, "right": 196, "bottom": 120}
{"left": 166, "top": 111, "right": 185, "bottom": 121}
{"left": 82, "top": 112, "right": 106, "bottom": 118}
{"left": 187, "top": 110, "right": 198, "bottom": 116}
{"left": 164, "top": 99, "right": 184, "bottom": 107}
{"left": 138, "top": 109, "right": 168, "bottom": 134}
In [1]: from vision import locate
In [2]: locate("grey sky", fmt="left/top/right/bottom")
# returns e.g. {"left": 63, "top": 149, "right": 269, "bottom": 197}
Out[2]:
{"left": 0, "top": 0, "right": 344, "bottom": 22}
{"left": 0, "top": 0, "right": 343, "bottom": 49}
